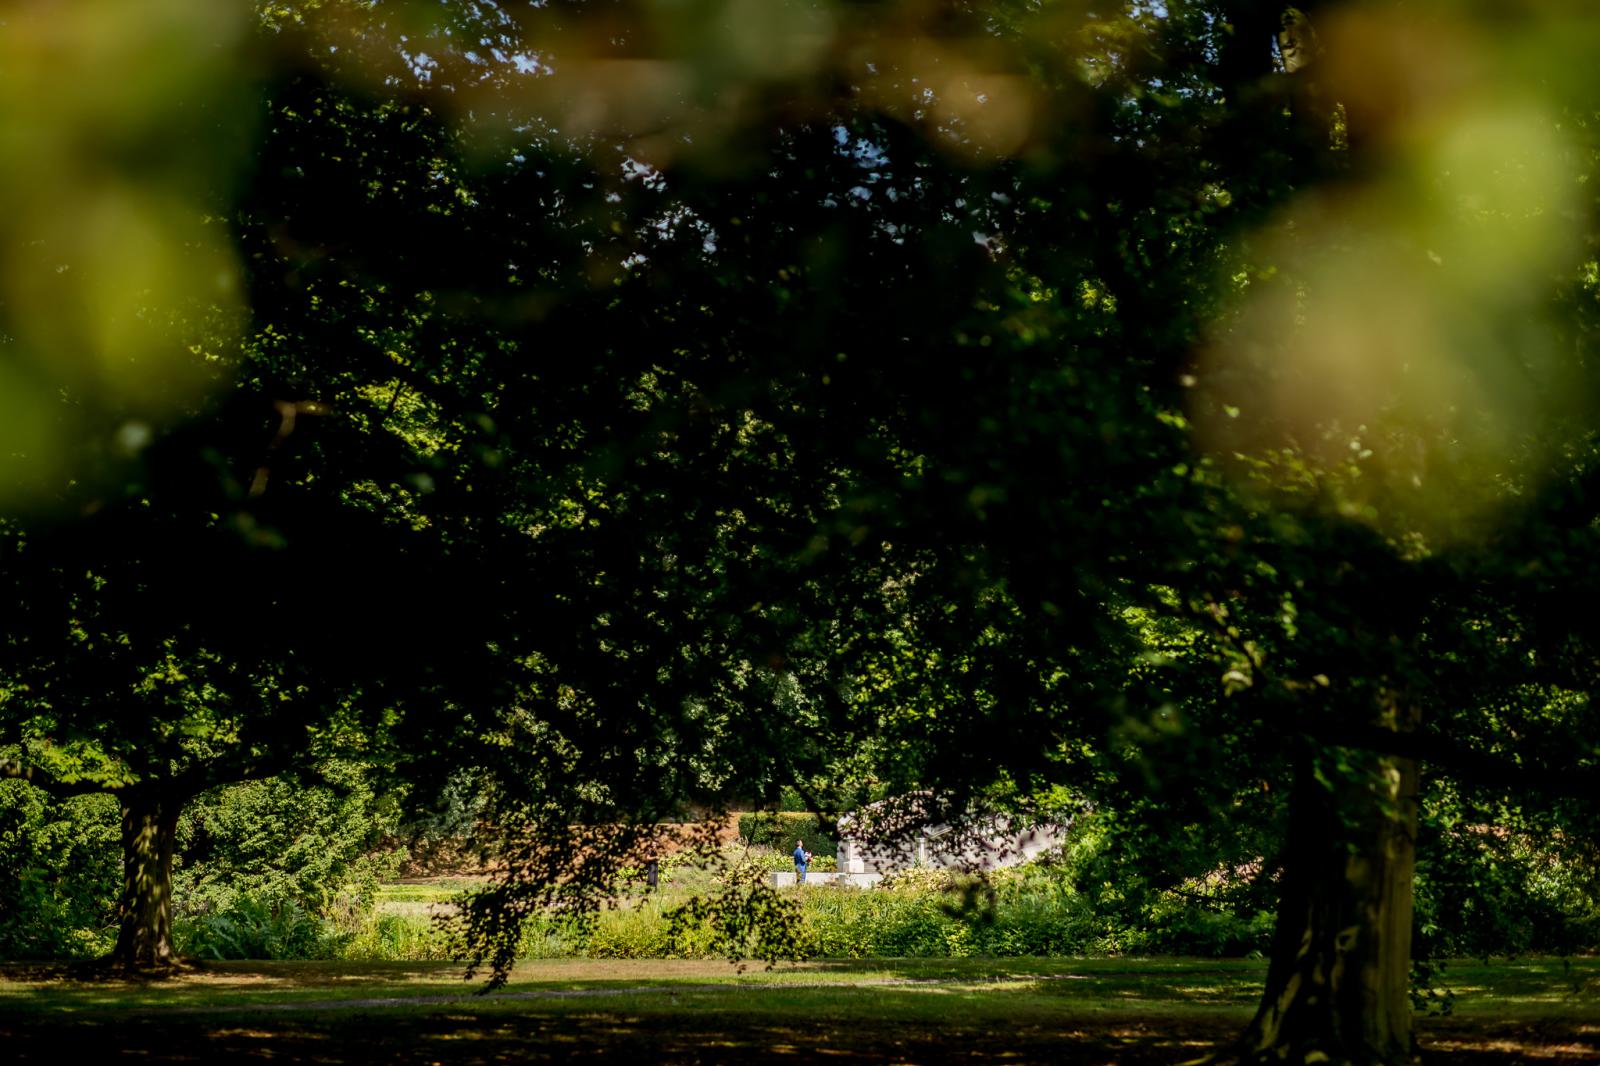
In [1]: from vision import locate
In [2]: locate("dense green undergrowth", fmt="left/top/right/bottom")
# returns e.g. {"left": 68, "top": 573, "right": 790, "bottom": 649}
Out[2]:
{"left": 217, "top": 864, "right": 1274, "bottom": 964}
{"left": 4, "top": 775, "right": 1597, "bottom": 966}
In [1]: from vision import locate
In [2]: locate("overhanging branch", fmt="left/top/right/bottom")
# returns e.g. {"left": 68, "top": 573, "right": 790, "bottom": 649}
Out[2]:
{"left": 1303, "top": 719, "right": 1600, "bottom": 801}
{"left": 169, "top": 747, "right": 300, "bottom": 799}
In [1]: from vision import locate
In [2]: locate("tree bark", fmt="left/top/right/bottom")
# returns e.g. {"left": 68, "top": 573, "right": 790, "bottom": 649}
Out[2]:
{"left": 111, "top": 790, "right": 182, "bottom": 969}
{"left": 1241, "top": 721, "right": 1421, "bottom": 1065}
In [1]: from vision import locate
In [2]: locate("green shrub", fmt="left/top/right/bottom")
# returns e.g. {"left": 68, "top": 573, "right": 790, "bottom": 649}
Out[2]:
{"left": 584, "top": 902, "right": 683, "bottom": 958}
{"left": 179, "top": 893, "right": 335, "bottom": 960}
{"left": 391, "top": 770, "right": 487, "bottom": 877}
{"left": 337, "top": 911, "right": 459, "bottom": 961}
{"left": 737, "top": 812, "right": 838, "bottom": 858}
{"left": 776, "top": 788, "right": 810, "bottom": 813}
{"left": 279, "top": 862, "right": 1254, "bottom": 963}
{"left": 1117, "top": 893, "right": 1274, "bottom": 956}
{"left": 877, "top": 867, "right": 961, "bottom": 892}
{"left": 175, "top": 764, "right": 405, "bottom": 921}
{"left": 1414, "top": 815, "right": 1600, "bottom": 958}
{"left": 0, "top": 783, "right": 119, "bottom": 959}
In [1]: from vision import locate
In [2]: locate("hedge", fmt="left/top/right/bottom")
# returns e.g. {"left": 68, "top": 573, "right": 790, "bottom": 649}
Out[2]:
{"left": 738, "top": 812, "right": 838, "bottom": 858}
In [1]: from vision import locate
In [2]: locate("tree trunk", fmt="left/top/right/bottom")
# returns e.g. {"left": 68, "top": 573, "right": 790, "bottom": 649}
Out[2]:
{"left": 111, "top": 790, "right": 182, "bottom": 969}
{"left": 1240, "top": 724, "right": 1421, "bottom": 1065}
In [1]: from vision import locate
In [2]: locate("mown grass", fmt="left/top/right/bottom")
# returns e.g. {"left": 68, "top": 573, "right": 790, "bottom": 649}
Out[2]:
{"left": 2, "top": 956, "right": 1596, "bottom": 1063}
{"left": 0, "top": 956, "right": 1260, "bottom": 1011}
{"left": 375, "top": 878, "right": 484, "bottom": 905}
{"left": 2, "top": 956, "right": 1595, "bottom": 1018}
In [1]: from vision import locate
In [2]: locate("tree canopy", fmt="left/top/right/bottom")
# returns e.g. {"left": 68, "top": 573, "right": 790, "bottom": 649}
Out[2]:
{"left": 5, "top": 2, "right": 1600, "bottom": 1062}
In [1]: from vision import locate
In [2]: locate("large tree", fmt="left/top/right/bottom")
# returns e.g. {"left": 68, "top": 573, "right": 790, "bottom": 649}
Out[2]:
{"left": 339, "top": 4, "right": 1599, "bottom": 1062}
{"left": 0, "top": 5, "right": 505, "bottom": 964}
{"left": 6, "top": 3, "right": 1600, "bottom": 1063}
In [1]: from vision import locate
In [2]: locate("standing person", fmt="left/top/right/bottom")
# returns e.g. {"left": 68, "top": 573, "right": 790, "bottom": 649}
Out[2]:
{"left": 793, "top": 839, "right": 808, "bottom": 884}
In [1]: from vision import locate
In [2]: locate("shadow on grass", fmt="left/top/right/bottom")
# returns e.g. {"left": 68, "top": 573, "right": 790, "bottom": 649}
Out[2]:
{"left": 1, "top": 1001, "right": 1242, "bottom": 1064}
{"left": 6, "top": 1002, "right": 1599, "bottom": 1064}
{"left": 5, "top": 957, "right": 1598, "bottom": 1063}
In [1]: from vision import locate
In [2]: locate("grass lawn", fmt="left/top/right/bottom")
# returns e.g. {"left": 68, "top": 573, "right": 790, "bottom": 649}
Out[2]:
{"left": 2, "top": 956, "right": 1597, "bottom": 1063}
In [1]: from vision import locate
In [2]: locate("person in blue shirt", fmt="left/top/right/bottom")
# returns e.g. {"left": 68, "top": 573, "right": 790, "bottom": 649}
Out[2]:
{"left": 793, "top": 839, "right": 809, "bottom": 884}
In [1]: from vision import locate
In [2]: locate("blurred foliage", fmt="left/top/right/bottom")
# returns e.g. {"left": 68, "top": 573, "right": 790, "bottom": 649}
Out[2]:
{"left": 0, "top": 0, "right": 253, "bottom": 505}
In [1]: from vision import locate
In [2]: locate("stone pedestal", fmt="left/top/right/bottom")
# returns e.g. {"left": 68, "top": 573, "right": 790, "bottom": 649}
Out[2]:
{"left": 772, "top": 871, "right": 883, "bottom": 888}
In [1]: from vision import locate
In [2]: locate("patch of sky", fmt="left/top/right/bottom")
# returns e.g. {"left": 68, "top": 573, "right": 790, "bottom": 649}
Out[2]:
{"left": 832, "top": 125, "right": 891, "bottom": 171}
{"left": 622, "top": 157, "right": 666, "bottom": 192}
{"left": 646, "top": 204, "right": 716, "bottom": 254}
{"left": 405, "top": 51, "right": 438, "bottom": 84}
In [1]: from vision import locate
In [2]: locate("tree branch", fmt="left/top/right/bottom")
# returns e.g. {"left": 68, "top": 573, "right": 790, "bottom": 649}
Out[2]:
{"left": 168, "top": 747, "right": 300, "bottom": 800}
{"left": 1303, "top": 719, "right": 1600, "bottom": 801}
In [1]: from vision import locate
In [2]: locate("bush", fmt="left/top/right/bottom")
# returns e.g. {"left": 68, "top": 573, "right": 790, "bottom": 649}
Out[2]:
{"left": 776, "top": 788, "right": 810, "bottom": 813}
{"left": 337, "top": 911, "right": 459, "bottom": 961}
{"left": 1115, "top": 893, "right": 1274, "bottom": 956}
{"left": 179, "top": 893, "right": 335, "bottom": 960}
{"left": 0, "top": 782, "right": 119, "bottom": 959}
{"left": 735, "top": 846, "right": 837, "bottom": 874}
{"left": 175, "top": 763, "right": 405, "bottom": 921}
{"left": 1414, "top": 814, "right": 1600, "bottom": 958}
{"left": 391, "top": 770, "right": 488, "bottom": 877}
{"left": 582, "top": 903, "right": 683, "bottom": 958}
{"left": 737, "top": 812, "right": 838, "bottom": 858}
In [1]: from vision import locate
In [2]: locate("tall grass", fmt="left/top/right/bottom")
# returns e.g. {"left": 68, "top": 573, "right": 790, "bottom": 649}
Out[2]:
{"left": 173, "top": 842, "right": 1274, "bottom": 964}
{"left": 303, "top": 873, "right": 1256, "bottom": 963}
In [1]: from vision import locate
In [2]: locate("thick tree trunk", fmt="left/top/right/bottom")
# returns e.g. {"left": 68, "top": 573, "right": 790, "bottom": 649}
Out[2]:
{"left": 1241, "top": 722, "right": 1421, "bottom": 1065}
{"left": 111, "top": 790, "right": 182, "bottom": 969}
